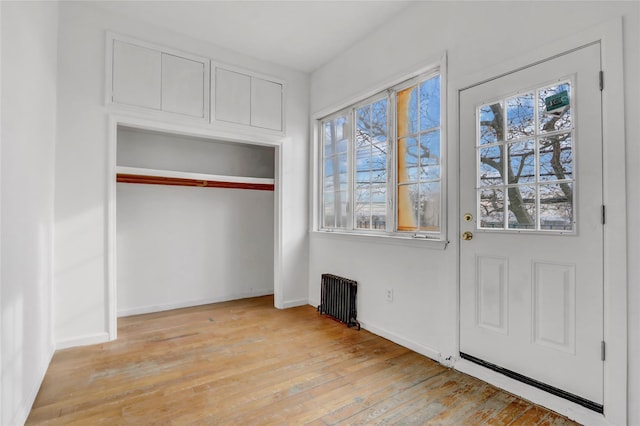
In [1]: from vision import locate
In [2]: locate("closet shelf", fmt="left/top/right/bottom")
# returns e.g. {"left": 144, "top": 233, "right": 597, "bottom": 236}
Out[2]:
{"left": 116, "top": 166, "right": 275, "bottom": 191}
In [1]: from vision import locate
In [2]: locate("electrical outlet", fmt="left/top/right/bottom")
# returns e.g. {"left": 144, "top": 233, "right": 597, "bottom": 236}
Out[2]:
{"left": 385, "top": 288, "right": 393, "bottom": 302}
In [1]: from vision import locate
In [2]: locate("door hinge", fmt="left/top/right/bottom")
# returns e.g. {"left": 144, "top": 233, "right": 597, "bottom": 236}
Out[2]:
{"left": 601, "top": 341, "right": 606, "bottom": 361}
{"left": 602, "top": 205, "right": 606, "bottom": 225}
{"left": 599, "top": 71, "right": 604, "bottom": 91}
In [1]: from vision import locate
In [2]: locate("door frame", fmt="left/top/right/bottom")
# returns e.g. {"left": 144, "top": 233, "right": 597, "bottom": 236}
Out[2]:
{"left": 451, "top": 18, "right": 626, "bottom": 425}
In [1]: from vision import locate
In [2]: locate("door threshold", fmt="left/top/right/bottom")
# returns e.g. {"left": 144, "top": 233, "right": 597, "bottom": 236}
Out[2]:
{"left": 460, "top": 352, "right": 603, "bottom": 413}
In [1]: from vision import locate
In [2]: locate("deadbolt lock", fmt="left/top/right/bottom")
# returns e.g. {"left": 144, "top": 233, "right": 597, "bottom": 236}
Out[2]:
{"left": 462, "top": 231, "right": 473, "bottom": 241}
{"left": 463, "top": 213, "right": 473, "bottom": 222}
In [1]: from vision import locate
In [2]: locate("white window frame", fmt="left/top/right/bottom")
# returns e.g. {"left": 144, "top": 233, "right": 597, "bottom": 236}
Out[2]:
{"left": 314, "top": 58, "right": 447, "bottom": 245}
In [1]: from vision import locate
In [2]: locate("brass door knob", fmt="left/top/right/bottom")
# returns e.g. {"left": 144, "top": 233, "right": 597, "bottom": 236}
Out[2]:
{"left": 462, "top": 231, "right": 473, "bottom": 241}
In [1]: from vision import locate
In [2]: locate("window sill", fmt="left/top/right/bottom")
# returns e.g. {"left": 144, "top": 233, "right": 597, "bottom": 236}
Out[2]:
{"left": 310, "top": 230, "right": 449, "bottom": 250}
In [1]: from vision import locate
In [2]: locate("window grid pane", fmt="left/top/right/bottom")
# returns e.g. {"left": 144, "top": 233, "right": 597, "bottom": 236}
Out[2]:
{"left": 397, "top": 74, "right": 441, "bottom": 232}
{"left": 322, "top": 114, "right": 350, "bottom": 229}
{"left": 476, "top": 80, "right": 574, "bottom": 232}
{"left": 318, "top": 69, "right": 441, "bottom": 238}
{"left": 355, "top": 98, "right": 388, "bottom": 230}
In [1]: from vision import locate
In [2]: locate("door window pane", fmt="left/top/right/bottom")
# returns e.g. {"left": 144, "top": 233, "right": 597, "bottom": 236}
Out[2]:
{"left": 479, "top": 146, "right": 504, "bottom": 187}
{"left": 507, "top": 185, "right": 536, "bottom": 229}
{"left": 539, "top": 134, "right": 573, "bottom": 182}
{"left": 539, "top": 82, "right": 572, "bottom": 133}
{"left": 476, "top": 81, "right": 574, "bottom": 232}
{"left": 480, "top": 188, "right": 505, "bottom": 229}
{"left": 540, "top": 183, "right": 573, "bottom": 230}
{"left": 507, "top": 93, "right": 535, "bottom": 140}
{"left": 480, "top": 102, "right": 503, "bottom": 144}
{"left": 507, "top": 140, "right": 535, "bottom": 184}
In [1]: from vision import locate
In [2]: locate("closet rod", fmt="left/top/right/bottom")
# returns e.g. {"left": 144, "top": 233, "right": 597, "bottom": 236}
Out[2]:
{"left": 117, "top": 174, "right": 274, "bottom": 191}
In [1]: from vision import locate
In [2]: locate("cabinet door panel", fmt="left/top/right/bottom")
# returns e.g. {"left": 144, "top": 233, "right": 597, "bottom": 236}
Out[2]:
{"left": 215, "top": 68, "right": 251, "bottom": 125}
{"left": 251, "top": 78, "right": 283, "bottom": 131}
{"left": 112, "top": 40, "right": 161, "bottom": 109}
{"left": 162, "top": 54, "right": 205, "bottom": 118}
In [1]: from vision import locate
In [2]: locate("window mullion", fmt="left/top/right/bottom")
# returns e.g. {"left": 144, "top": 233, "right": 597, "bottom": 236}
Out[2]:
{"left": 387, "top": 90, "right": 397, "bottom": 233}
{"left": 347, "top": 109, "right": 355, "bottom": 231}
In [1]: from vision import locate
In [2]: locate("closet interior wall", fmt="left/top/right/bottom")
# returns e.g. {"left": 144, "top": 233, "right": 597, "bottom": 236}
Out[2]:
{"left": 116, "top": 126, "right": 275, "bottom": 316}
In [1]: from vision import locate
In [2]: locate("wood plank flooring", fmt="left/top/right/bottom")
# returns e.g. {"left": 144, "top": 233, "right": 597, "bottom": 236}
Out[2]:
{"left": 27, "top": 296, "right": 579, "bottom": 425}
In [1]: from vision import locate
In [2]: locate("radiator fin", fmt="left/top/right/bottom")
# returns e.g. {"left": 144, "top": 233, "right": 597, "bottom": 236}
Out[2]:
{"left": 317, "top": 274, "right": 360, "bottom": 330}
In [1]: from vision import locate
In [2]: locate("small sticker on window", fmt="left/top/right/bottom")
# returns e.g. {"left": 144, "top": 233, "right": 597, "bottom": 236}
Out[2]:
{"left": 544, "top": 91, "right": 569, "bottom": 112}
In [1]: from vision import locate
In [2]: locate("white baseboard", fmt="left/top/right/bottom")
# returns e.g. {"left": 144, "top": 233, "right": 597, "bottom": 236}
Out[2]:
{"left": 455, "top": 358, "right": 611, "bottom": 426}
{"left": 357, "top": 320, "right": 442, "bottom": 363}
{"left": 12, "top": 343, "right": 55, "bottom": 426}
{"left": 117, "top": 290, "right": 274, "bottom": 317}
{"left": 56, "top": 332, "right": 110, "bottom": 350}
{"left": 281, "top": 298, "right": 309, "bottom": 308}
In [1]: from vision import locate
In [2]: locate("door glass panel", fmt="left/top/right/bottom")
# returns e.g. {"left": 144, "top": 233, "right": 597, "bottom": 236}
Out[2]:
{"left": 539, "top": 82, "right": 572, "bottom": 133}
{"left": 480, "top": 102, "right": 503, "bottom": 145}
{"left": 507, "top": 185, "right": 536, "bottom": 229}
{"left": 479, "top": 146, "right": 504, "bottom": 187}
{"left": 508, "top": 140, "right": 535, "bottom": 184}
{"left": 480, "top": 188, "right": 505, "bottom": 229}
{"left": 539, "top": 134, "right": 573, "bottom": 181}
{"left": 507, "top": 93, "right": 535, "bottom": 140}
{"left": 476, "top": 81, "right": 574, "bottom": 232}
{"left": 540, "top": 183, "right": 573, "bottom": 230}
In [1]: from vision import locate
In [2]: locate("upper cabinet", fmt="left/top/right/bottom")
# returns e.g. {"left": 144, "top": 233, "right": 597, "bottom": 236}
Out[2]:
{"left": 161, "top": 54, "right": 206, "bottom": 117}
{"left": 108, "top": 34, "right": 209, "bottom": 120}
{"left": 112, "top": 41, "right": 162, "bottom": 110}
{"left": 213, "top": 65, "right": 284, "bottom": 133}
{"left": 107, "top": 33, "right": 286, "bottom": 135}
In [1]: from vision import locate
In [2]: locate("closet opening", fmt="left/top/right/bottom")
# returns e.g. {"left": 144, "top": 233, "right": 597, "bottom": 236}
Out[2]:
{"left": 108, "top": 121, "right": 280, "bottom": 336}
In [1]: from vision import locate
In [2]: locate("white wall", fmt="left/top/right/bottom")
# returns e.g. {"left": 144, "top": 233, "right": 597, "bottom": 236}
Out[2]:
{"left": 1, "top": 2, "right": 58, "bottom": 424}
{"left": 116, "top": 128, "right": 274, "bottom": 315}
{"left": 310, "top": 1, "right": 639, "bottom": 423}
{"left": 54, "top": 1, "right": 309, "bottom": 347}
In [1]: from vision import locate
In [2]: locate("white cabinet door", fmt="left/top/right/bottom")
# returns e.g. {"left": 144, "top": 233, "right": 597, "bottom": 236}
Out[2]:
{"left": 215, "top": 68, "right": 251, "bottom": 125}
{"left": 251, "top": 77, "right": 282, "bottom": 131}
{"left": 161, "top": 54, "right": 205, "bottom": 118}
{"left": 112, "top": 40, "right": 161, "bottom": 110}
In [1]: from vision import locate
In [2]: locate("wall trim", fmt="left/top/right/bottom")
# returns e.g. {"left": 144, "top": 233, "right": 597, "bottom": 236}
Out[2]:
{"left": 10, "top": 344, "right": 54, "bottom": 426}
{"left": 118, "top": 291, "right": 274, "bottom": 317}
{"left": 107, "top": 114, "right": 286, "bottom": 340}
{"left": 56, "top": 332, "right": 110, "bottom": 351}
{"left": 358, "top": 319, "right": 441, "bottom": 363}
{"left": 281, "top": 298, "right": 308, "bottom": 309}
{"left": 451, "top": 17, "right": 627, "bottom": 425}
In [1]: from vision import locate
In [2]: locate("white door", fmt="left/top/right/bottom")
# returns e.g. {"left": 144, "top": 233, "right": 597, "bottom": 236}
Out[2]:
{"left": 460, "top": 43, "right": 604, "bottom": 409}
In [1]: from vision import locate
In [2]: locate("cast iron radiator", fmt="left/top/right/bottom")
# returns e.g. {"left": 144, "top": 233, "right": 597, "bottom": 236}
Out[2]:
{"left": 317, "top": 274, "right": 360, "bottom": 330}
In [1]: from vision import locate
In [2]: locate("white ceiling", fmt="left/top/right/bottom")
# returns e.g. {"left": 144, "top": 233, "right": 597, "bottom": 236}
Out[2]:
{"left": 93, "top": 1, "right": 414, "bottom": 73}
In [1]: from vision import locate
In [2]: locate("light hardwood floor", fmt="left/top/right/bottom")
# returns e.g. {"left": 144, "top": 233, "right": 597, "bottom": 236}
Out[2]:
{"left": 27, "top": 296, "right": 578, "bottom": 425}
